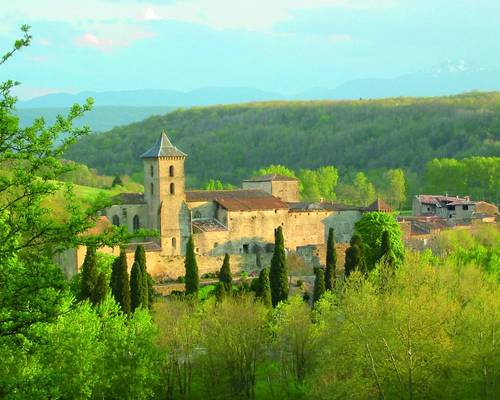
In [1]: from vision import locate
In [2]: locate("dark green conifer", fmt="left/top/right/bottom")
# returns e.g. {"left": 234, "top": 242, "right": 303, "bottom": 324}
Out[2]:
{"left": 255, "top": 267, "right": 272, "bottom": 307}
{"left": 184, "top": 236, "right": 199, "bottom": 295}
{"left": 313, "top": 267, "right": 326, "bottom": 304}
{"left": 378, "top": 230, "right": 397, "bottom": 270}
{"left": 80, "top": 246, "right": 98, "bottom": 301}
{"left": 130, "top": 261, "right": 143, "bottom": 312}
{"left": 344, "top": 234, "right": 367, "bottom": 277}
{"left": 325, "top": 228, "right": 337, "bottom": 290}
{"left": 269, "top": 226, "right": 288, "bottom": 307}
{"left": 111, "top": 249, "right": 131, "bottom": 314}
{"left": 111, "top": 175, "right": 123, "bottom": 187}
{"left": 91, "top": 272, "right": 108, "bottom": 305}
{"left": 219, "top": 253, "right": 232, "bottom": 292}
{"left": 134, "top": 245, "right": 149, "bottom": 307}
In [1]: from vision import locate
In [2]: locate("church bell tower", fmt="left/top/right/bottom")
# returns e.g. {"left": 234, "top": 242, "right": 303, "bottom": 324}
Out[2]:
{"left": 140, "top": 131, "right": 189, "bottom": 255}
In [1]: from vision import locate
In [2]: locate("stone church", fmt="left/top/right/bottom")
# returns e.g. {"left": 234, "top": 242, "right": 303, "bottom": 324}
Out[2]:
{"left": 98, "top": 131, "right": 390, "bottom": 276}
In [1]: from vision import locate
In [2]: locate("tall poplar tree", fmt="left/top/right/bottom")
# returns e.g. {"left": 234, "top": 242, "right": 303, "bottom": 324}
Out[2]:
{"left": 255, "top": 267, "right": 272, "bottom": 307}
{"left": 111, "top": 249, "right": 131, "bottom": 314}
{"left": 184, "top": 236, "right": 199, "bottom": 295}
{"left": 130, "top": 261, "right": 143, "bottom": 312}
{"left": 325, "top": 228, "right": 337, "bottom": 290}
{"left": 313, "top": 267, "right": 326, "bottom": 304}
{"left": 80, "top": 246, "right": 98, "bottom": 301}
{"left": 91, "top": 272, "right": 108, "bottom": 305}
{"left": 270, "top": 226, "right": 288, "bottom": 307}
{"left": 219, "top": 253, "right": 232, "bottom": 292}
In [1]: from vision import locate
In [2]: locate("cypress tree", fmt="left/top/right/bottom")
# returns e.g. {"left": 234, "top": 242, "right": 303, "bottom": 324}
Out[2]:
{"left": 325, "top": 228, "right": 337, "bottom": 291}
{"left": 147, "top": 274, "right": 154, "bottom": 308}
{"left": 91, "top": 272, "right": 108, "bottom": 305}
{"left": 344, "top": 234, "right": 367, "bottom": 278}
{"left": 130, "top": 261, "right": 143, "bottom": 312}
{"left": 269, "top": 226, "right": 288, "bottom": 307}
{"left": 184, "top": 236, "right": 199, "bottom": 295}
{"left": 111, "top": 249, "right": 131, "bottom": 314}
{"left": 313, "top": 267, "right": 326, "bottom": 304}
{"left": 378, "top": 230, "right": 397, "bottom": 270}
{"left": 219, "top": 253, "right": 232, "bottom": 292}
{"left": 111, "top": 175, "right": 123, "bottom": 187}
{"left": 134, "top": 245, "right": 149, "bottom": 308}
{"left": 80, "top": 246, "right": 98, "bottom": 301}
{"left": 255, "top": 267, "right": 272, "bottom": 307}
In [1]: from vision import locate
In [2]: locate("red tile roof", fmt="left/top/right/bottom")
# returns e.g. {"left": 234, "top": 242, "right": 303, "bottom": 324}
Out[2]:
{"left": 186, "top": 189, "right": 271, "bottom": 202}
{"left": 365, "top": 198, "right": 393, "bottom": 212}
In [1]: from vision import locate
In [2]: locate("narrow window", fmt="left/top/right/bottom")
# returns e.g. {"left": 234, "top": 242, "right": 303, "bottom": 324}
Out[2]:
{"left": 172, "top": 237, "right": 176, "bottom": 249}
{"left": 112, "top": 215, "right": 120, "bottom": 226}
{"left": 170, "top": 182, "right": 175, "bottom": 195}
{"left": 463, "top": 205, "right": 469, "bottom": 210}
{"left": 133, "top": 215, "right": 140, "bottom": 231}
{"left": 150, "top": 165, "right": 154, "bottom": 177}
{"left": 214, "top": 242, "right": 219, "bottom": 248}
{"left": 150, "top": 182, "right": 154, "bottom": 195}
{"left": 243, "top": 244, "right": 249, "bottom": 254}
{"left": 194, "top": 211, "right": 202, "bottom": 219}
{"left": 169, "top": 165, "right": 174, "bottom": 177}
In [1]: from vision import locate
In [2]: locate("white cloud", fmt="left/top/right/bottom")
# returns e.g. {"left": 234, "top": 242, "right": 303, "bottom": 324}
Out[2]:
{"left": 1, "top": 0, "right": 394, "bottom": 32}
{"left": 74, "top": 27, "right": 154, "bottom": 51}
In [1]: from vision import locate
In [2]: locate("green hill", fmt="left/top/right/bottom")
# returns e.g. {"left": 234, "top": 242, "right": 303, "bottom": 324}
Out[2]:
{"left": 64, "top": 92, "right": 500, "bottom": 187}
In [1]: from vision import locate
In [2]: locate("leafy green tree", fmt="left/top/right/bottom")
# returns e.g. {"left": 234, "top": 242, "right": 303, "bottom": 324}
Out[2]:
{"left": 80, "top": 246, "right": 98, "bottom": 301}
{"left": 255, "top": 164, "right": 297, "bottom": 178}
{"left": 354, "top": 172, "right": 377, "bottom": 206}
{"left": 383, "top": 169, "right": 406, "bottom": 210}
{"left": 184, "top": 236, "right": 199, "bottom": 295}
{"left": 313, "top": 267, "right": 326, "bottom": 304}
{"left": 91, "top": 272, "right": 108, "bottom": 305}
{"left": 130, "top": 261, "right": 144, "bottom": 311}
{"left": 270, "top": 226, "right": 289, "bottom": 307}
{"left": 134, "top": 245, "right": 149, "bottom": 308}
{"left": 299, "top": 169, "right": 321, "bottom": 201}
{"left": 255, "top": 267, "right": 272, "bottom": 307}
{"left": 111, "top": 249, "right": 131, "bottom": 314}
{"left": 344, "top": 234, "right": 366, "bottom": 277}
{"left": 325, "top": 228, "right": 337, "bottom": 290}
{"left": 316, "top": 166, "right": 339, "bottom": 201}
{"left": 378, "top": 230, "right": 397, "bottom": 270}
{"left": 111, "top": 175, "right": 123, "bottom": 187}
{"left": 355, "top": 212, "right": 404, "bottom": 270}
{"left": 219, "top": 253, "right": 232, "bottom": 292}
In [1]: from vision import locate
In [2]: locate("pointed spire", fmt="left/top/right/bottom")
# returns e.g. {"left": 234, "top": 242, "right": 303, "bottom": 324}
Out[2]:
{"left": 140, "top": 130, "right": 187, "bottom": 158}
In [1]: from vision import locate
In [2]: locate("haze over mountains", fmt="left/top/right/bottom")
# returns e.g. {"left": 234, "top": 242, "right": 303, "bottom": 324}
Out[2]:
{"left": 16, "top": 61, "right": 500, "bottom": 132}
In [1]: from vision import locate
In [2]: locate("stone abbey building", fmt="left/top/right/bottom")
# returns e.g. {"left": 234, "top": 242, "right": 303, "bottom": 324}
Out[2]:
{"left": 96, "top": 132, "right": 390, "bottom": 277}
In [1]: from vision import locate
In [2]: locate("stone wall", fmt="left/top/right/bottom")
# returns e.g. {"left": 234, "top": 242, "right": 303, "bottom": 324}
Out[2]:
{"left": 102, "top": 204, "right": 147, "bottom": 233}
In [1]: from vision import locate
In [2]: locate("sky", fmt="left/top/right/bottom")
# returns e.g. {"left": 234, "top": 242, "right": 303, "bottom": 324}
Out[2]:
{"left": 1, "top": 0, "right": 499, "bottom": 99}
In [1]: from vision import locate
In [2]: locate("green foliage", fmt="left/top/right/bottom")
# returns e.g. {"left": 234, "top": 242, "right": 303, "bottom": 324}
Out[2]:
{"left": 382, "top": 169, "right": 406, "bottom": 209}
{"left": 313, "top": 268, "right": 326, "bottom": 304}
{"left": 299, "top": 169, "right": 321, "bottom": 201}
{"left": 110, "top": 249, "right": 131, "bottom": 314}
{"left": 424, "top": 156, "right": 500, "bottom": 203}
{"left": 325, "top": 228, "right": 336, "bottom": 290}
{"left": 204, "top": 178, "right": 235, "bottom": 190}
{"left": 91, "top": 272, "right": 107, "bottom": 305}
{"left": 353, "top": 172, "right": 377, "bottom": 206}
{"left": 184, "top": 236, "right": 199, "bottom": 295}
{"left": 355, "top": 212, "right": 404, "bottom": 270}
{"left": 219, "top": 253, "right": 232, "bottom": 292}
{"left": 134, "top": 245, "right": 150, "bottom": 308}
{"left": 344, "top": 235, "right": 365, "bottom": 277}
{"left": 79, "top": 246, "right": 98, "bottom": 301}
{"left": 111, "top": 175, "right": 123, "bottom": 187}
{"left": 378, "top": 230, "right": 397, "bottom": 271}
{"left": 255, "top": 267, "right": 272, "bottom": 307}
{"left": 65, "top": 94, "right": 500, "bottom": 191}
{"left": 130, "top": 261, "right": 144, "bottom": 312}
{"left": 255, "top": 164, "right": 297, "bottom": 178}
{"left": 270, "top": 226, "right": 289, "bottom": 307}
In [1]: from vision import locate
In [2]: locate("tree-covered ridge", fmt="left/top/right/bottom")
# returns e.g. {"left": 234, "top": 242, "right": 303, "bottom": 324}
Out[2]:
{"left": 65, "top": 92, "right": 500, "bottom": 187}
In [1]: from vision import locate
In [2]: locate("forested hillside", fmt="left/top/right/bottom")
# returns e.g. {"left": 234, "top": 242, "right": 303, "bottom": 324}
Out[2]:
{"left": 65, "top": 92, "right": 500, "bottom": 188}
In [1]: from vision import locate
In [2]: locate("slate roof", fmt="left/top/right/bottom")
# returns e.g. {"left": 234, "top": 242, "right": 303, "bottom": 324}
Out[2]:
{"left": 287, "top": 202, "right": 361, "bottom": 212}
{"left": 140, "top": 131, "right": 187, "bottom": 159}
{"left": 192, "top": 219, "right": 228, "bottom": 232}
{"left": 112, "top": 192, "right": 145, "bottom": 205}
{"left": 416, "top": 195, "right": 475, "bottom": 207}
{"left": 216, "top": 197, "right": 288, "bottom": 211}
{"left": 186, "top": 189, "right": 272, "bottom": 202}
{"left": 243, "top": 174, "right": 299, "bottom": 182}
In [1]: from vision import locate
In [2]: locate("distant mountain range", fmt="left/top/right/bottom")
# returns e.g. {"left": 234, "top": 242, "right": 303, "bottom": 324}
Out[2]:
{"left": 16, "top": 61, "right": 500, "bottom": 132}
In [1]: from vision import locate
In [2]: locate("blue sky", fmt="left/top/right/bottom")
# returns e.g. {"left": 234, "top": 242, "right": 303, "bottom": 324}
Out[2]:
{"left": 1, "top": 0, "right": 499, "bottom": 99}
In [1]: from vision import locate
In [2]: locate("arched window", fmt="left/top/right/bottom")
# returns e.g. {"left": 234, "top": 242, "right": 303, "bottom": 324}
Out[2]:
{"left": 170, "top": 182, "right": 175, "bottom": 195}
{"left": 172, "top": 237, "right": 176, "bottom": 249}
{"left": 169, "top": 165, "right": 174, "bottom": 177}
{"left": 150, "top": 182, "right": 154, "bottom": 195}
{"left": 150, "top": 165, "right": 154, "bottom": 177}
{"left": 193, "top": 211, "right": 202, "bottom": 219}
{"left": 112, "top": 215, "right": 120, "bottom": 226}
{"left": 133, "top": 215, "right": 140, "bottom": 231}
